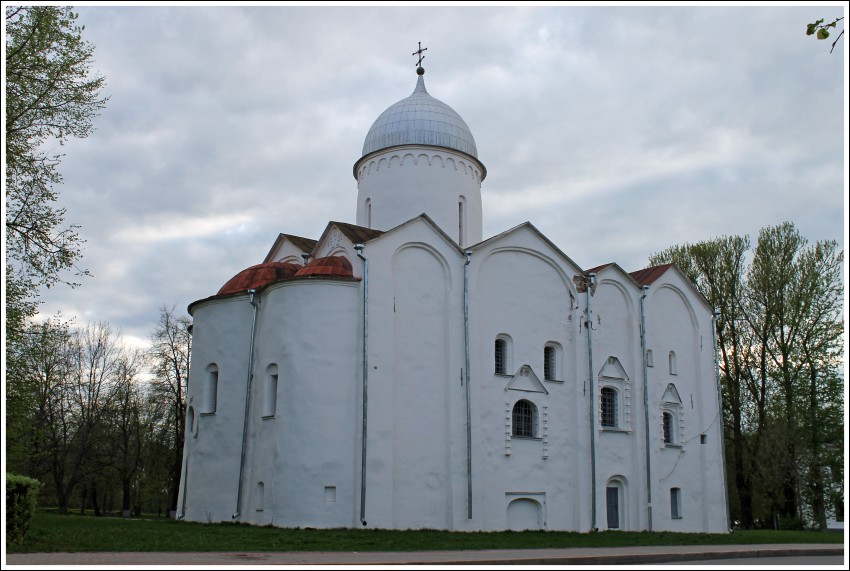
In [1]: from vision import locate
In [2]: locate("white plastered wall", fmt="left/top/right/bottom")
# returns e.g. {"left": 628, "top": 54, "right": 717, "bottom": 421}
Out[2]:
{"left": 643, "top": 270, "right": 728, "bottom": 533}
{"left": 355, "top": 147, "right": 483, "bottom": 247}
{"left": 179, "top": 221, "right": 729, "bottom": 533}
{"left": 180, "top": 296, "right": 257, "bottom": 524}
{"left": 469, "top": 225, "right": 586, "bottom": 531}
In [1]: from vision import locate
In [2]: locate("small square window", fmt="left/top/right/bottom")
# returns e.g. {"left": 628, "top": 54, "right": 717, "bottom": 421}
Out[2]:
{"left": 324, "top": 486, "right": 336, "bottom": 503}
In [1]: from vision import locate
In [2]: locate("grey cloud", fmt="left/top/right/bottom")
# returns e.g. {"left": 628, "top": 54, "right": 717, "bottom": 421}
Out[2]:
{"left": 33, "top": 5, "right": 845, "bottom": 344}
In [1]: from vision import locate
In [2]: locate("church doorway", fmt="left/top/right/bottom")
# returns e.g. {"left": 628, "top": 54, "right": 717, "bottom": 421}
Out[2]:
{"left": 606, "top": 486, "right": 620, "bottom": 529}
{"left": 605, "top": 477, "right": 627, "bottom": 530}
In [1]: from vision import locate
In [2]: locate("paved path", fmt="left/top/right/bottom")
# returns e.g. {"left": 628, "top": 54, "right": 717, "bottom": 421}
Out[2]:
{"left": 6, "top": 543, "right": 844, "bottom": 566}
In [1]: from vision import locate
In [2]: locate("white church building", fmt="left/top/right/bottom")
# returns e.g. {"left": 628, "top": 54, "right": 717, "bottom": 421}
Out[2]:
{"left": 177, "top": 59, "right": 729, "bottom": 533}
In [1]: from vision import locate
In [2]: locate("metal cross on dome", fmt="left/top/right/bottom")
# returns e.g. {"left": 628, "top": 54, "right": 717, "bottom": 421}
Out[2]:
{"left": 412, "top": 42, "right": 428, "bottom": 67}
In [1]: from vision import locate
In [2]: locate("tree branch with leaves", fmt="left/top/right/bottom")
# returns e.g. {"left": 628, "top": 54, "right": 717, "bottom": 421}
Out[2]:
{"left": 806, "top": 17, "right": 844, "bottom": 53}
{"left": 5, "top": 6, "right": 108, "bottom": 336}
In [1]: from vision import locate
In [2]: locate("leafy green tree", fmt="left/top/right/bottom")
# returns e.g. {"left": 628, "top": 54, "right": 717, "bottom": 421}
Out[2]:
{"left": 5, "top": 5, "right": 108, "bottom": 333}
{"left": 5, "top": 5, "right": 108, "bottom": 503}
{"left": 793, "top": 239, "right": 844, "bottom": 529}
{"left": 650, "top": 222, "right": 844, "bottom": 529}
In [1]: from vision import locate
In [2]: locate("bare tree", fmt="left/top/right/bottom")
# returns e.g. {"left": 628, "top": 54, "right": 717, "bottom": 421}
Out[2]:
{"left": 149, "top": 305, "right": 192, "bottom": 515}
{"left": 106, "top": 349, "right": 145, "bottom": 517}
{"left": 23, "top": 321, "right": 121, "bottom": 513}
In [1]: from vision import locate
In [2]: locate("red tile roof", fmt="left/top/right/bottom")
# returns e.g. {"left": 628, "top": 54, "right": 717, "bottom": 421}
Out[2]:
{"left": 294, "top": 255, "right": 355, "bottom": 278}
{"left": 218, "top": 262, "right": 302, "bottom": 295}
{"left": 629, "top": 263, "right": 673, "bottom": 286}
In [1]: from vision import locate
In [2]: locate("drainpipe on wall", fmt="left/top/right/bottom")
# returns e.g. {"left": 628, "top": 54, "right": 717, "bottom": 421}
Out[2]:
{"left": 463, "top": 250, "right": 473, "bottom": 520}
{"left": 586, "top": 273, "right": 598, "bottom": 531}
{"left": 354, "top": 244, "right": 369, "bottom": 526}
{"left": 711, "top": 308, "right": 732, "bottom": 531}
{"left": 640, "top": 285, "right": 653, "bottom": 531}
{"left": 233, "top": 289, "right": 260, "bottom": 520}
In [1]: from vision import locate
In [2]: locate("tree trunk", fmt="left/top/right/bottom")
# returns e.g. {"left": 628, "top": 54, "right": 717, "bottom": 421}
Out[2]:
{"left": 57, "top": 490, "right": 69, "bottom": 515}
{"left": 808, "top": 361, "right": 827, "bottom": 530}
{"left": 91, "top": 483, "right": 101, "bottom": 517}
{"left": 54, "top": 465, "right": 70, "bottom": 515}
{"left": 79, "top": 482, "right": 88, "bottom": 515}
{"left": 782, "top": 376, "right": 798, "bottom": 519}
{"left": 730, "top": 382, "right": 753, "bottom": 528}
{"left": 733, "top": 430, "right": 753, "bottom": 527}
{"left": 122, "top": 477, "right": 132, "bottom": 517}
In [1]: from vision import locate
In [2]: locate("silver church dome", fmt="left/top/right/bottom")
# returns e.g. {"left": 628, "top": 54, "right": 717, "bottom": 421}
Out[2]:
{"left": 361, "top": 74, "right": 478, "bottom": 159}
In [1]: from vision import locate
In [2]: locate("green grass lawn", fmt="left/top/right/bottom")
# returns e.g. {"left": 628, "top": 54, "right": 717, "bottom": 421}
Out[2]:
{"left": 7, "top": 512, "right": 843, "bottom": 554}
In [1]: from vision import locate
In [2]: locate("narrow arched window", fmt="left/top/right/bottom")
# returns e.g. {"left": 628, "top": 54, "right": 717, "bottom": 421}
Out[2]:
{"left": 458, "top": 196, "right": 466, "bottom": 245}
{"left": 187, "top": 406, "right": 198, "bottom": 438}
{"left": 544, "top": 345, "right": 557, "bottom": 380}
{"left": 601, "top": 387, "right": 618, "bottom": 428}
{"left": 256, "top": 481, "right": 265, "bottom": 512}
{"left": 670, "top": 487, "right": 682, "bottom": 519}
{"left": 669, "top": 351, "right": 677, "bottom": 375}
{"left": 512, "top": 400, "right": 537, "bottom": 438}
{"left": 205, "top": 365, "right": 218, "bottom": 414}
{"left": 264, "top": 365, "right": 278, "bottom": 418}
{"left": 662, "top": 411, "right": 673, "bottom": 444}
{"left": 365, "top": 198, "right": 372, "bottom": 228}
{"left": 661, "top": 383, "right": 683, "bottom": 445}
{"left": 495, "top": 338, "right": 507, "bottom": 375}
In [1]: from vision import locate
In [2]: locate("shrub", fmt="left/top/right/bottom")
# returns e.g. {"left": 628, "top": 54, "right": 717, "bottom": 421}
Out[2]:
{"left": 6, "top": 473, "right": 42, "bottom": 545}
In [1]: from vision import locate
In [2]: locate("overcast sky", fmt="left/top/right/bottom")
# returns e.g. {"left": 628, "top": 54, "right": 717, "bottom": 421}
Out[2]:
{"left": 19, "top": 3, "right": 848, "bottom": 349}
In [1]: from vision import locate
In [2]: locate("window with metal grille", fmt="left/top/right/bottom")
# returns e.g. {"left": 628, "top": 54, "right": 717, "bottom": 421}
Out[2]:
{"left": 671, "top": 487, "right": 682, "bottom": 518}
{"left": 544, "top": 345, "right": 556, "bottom": 380}
{"left": 495, "top": 338, "right": 507, "bottom": 374}
{"left": 601, "top": 387, "right": 618, "bottom": 428}
{"left": 662, "top": 411, "right": 673, "bottom": 444}
{"left": 512, "top": 400, "right": 536, "bottom": 438}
